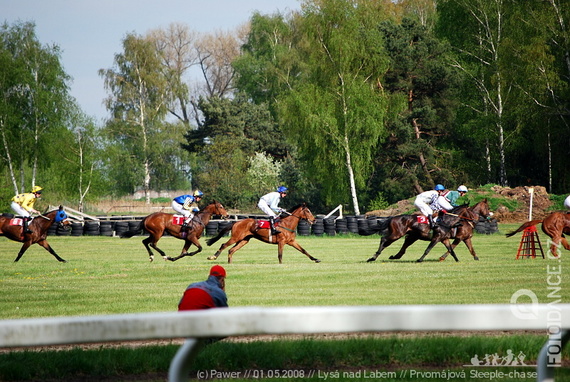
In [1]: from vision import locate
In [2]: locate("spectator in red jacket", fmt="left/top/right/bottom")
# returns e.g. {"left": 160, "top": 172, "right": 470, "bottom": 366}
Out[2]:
{"left": 178, "top": 265, "right": 228, "bottom": 311}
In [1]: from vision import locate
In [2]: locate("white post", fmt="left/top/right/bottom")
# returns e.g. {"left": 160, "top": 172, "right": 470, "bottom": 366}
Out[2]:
{"left": 528, "top": 187, "right": 534, "bottom": 221}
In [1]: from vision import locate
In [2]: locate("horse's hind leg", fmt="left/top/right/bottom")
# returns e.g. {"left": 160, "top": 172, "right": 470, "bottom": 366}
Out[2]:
{"left": 227, "top": 239, "right": 250, "bottom": 263}
{"left": 142, "top": 236, "right": 163, "bottom": 262}
{"left": 389, "top": 235, "right": 419, "bottom": 260}
{"left": 367, "top": 236, "right": 397, "bottom": 262}
{"left": 439, "top": 238, "right": 461, "bottom": 261}
{"left": 168, "top": 239, "right": 202, "bottom": 262}
{"left": 14, "top": 242, "right": 32, "bottom": 262}
{"left": 207, "top": 238, "right": 238, "bottom": 261}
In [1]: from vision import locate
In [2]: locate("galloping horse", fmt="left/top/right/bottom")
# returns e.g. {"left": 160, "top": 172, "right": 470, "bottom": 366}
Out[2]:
{"left": 506, "top": 211, "right": 570, "bottom": 257}
{"left": 206, "top": 203, "right": 320, "bottom": 264}
{"left": 360, "top": 205, "right": 468, "bottom": 263}
{"left": 431, "top": 199, "right": 491, "bottom": 261}
{"left": 120, "top": 200, "right": 228, "bottom": 262}
{"left": 0, "top": 206, "right": 71, "bottom": 262}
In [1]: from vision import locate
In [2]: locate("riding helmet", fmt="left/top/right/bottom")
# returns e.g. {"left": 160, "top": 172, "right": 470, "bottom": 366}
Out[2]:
{"left": 193, "top": 190, "right": 204, "bottom": 197}
{"left": 457, "top": 185, "right": 468, "bottom": 192}
{"left": 434, "top": 184, "right": 445, "bottom": 191}
{"left": 277, "top": 186, "right": 288, "bottom": 193}
{"left": 31, "top": 186, "right": 43, "bottom": 194}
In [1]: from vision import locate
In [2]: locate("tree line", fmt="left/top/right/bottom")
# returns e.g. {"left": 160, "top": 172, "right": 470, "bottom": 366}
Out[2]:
{"left": 1, "top": 0, "right": 569, "bottom": 214}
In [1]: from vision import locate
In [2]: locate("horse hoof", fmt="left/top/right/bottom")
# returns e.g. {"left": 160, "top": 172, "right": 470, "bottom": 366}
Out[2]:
{"left": 474, "top": 256, "right": 479, "bottom": 260}
{"left": 439, "top": 257, "right": 446, "bottom": 262}
{"left": 207, "top": 256, "right": 216, "bottom": 261}
{"left": 314, "top": 259, "right": 321, "bottom": 263}
{"left": 416, "top": 259, "right": 423, "bottom": 263}
{"left": 367, "top": 258, "right": 376, "bottom": 262}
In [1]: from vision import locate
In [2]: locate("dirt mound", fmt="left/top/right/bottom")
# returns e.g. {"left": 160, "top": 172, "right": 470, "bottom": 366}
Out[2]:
{"left": 366, "top": 185, "right": 553, "bottom": 223}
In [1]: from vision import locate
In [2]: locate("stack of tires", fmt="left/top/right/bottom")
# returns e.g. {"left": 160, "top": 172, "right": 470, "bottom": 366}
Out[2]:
{"left": 334, "top": 218, "right": 349, "bottom": 234}
{"left": 475, "top": 217, "right": 499, "bottom": 234}
{"left": 99, "top": 221, "right": 114, "bottom": 236}
{"left": 114, "top": 221, "right": 129, "bottom": 237}
{"left": 311, "top": 218, "right": 325, "bottom": 236}
{"left": 323, "top": 218, "right": 336, "bottom": 236}
{"left": 217, "top": 220, "right": 233, "bottom": 236}
{"left": 345, "top": 216, "right": 360, "bottom": 234}
{"left": 83, "top": 221, "right": 100, "bottom": 236}
{"left": 70, "top": 222, "right": 83, "bottom": 236}
{"left": 357, "top": 217, "right": 369, "bottom": 233}
{"left": 297, "top": 220, "right": 311, "bottom": 236}
{"left": 206, "top": 221, "right": 219, "bottom": 236}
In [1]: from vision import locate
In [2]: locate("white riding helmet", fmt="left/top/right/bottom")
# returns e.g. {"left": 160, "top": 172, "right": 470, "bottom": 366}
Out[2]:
{"left": 457, "top": 185, "right": 468, "bottom": 192}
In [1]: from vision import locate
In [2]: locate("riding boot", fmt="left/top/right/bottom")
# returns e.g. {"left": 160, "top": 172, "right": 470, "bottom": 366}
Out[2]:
{"left": 23, "top": 217, "right": 33, "bottom": 234}
{"left": 181, "top": 216, "right": 192, "bottom": 231}
{"left": 428, "top": 215, "right": 436, "bottom": 228}
{"left": 269, "top": 216, "right": 280, "bottom": 235}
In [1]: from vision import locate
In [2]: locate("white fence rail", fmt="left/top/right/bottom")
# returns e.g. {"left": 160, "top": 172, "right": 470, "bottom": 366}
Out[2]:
{"left": 0, "top": 304, "right": 568, "bottom": 382}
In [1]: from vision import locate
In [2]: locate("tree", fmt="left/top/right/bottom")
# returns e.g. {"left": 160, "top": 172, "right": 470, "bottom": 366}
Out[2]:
{"left": 278, "top": 0, "right": 392, "bottom": 214}
{"left": 100, "top": 33, "right": 169, "bottom": 203}
{"left": 0, "top": 21, "right": 71, "bottom": 195}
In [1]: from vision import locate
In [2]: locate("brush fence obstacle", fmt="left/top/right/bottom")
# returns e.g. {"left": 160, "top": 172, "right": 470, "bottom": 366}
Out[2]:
{"left": 0, "top": 304, "right": 568, "bottom": 382}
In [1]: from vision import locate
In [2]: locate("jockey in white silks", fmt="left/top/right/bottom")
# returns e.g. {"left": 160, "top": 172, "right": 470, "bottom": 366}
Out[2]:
{"left": 257, "top": 186, "right": 288, "bottom": 235}
{"left": 414, "top": 184, "right": 453, "bottom": 228}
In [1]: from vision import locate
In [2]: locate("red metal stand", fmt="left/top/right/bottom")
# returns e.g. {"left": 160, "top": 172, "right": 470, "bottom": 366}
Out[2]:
{"left": 516, "top": 226, "right": 545, "bottom": 259}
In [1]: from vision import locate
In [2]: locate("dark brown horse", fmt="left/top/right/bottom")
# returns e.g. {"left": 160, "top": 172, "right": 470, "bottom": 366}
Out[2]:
{"left": 0, "top": 206, "right": 71, "bottom": 262}
{"left": 360, "top": 206, "right": 469, "bottom": 263}
{"left": 506, "top": 211, "right": 570, "bottom": 258}
{"left": 432, "top": 199, "right": 491, "bottom": 261}
{"left": 206, "top": 203, "right": 320, "bottom": 264}
{"left": 120, "top": 200, "right": 228, "bottom": 262}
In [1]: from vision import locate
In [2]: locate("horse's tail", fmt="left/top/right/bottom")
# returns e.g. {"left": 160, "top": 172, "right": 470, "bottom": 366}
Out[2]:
{"left": 120, "top": 219, "right": 144, "bottom": 238}
{"left": 207, "top": 221, "right": 235, "bottom": 246}
{"left": 358, "top": 217, "right": 391, "bottom": 236}
{"left": 505, "top": 219, "right": 542, "bottom": 237}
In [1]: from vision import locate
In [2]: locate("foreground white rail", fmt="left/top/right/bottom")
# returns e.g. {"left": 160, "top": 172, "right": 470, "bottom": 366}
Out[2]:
{"left": 0, "top": 304, "right": 568, "bottom": 382}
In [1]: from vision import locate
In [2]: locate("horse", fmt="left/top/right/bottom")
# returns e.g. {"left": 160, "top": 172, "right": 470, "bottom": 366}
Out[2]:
{"left": 505, "top": 211, "right": 570, "bottom": 258}
{"left": 120, "top": 200, "right": 228, "bottom": 262}
{"left": 0, "top": 206, "right": 71, "bottom": 262}
{"left": 206, "top": 203, "right": 320, "bottom": 264}
{"left": 360, "top": 205, "right": 471, "bottom": 263}
{"left": 430, "top": 199, "right": 491, "bottom": 261}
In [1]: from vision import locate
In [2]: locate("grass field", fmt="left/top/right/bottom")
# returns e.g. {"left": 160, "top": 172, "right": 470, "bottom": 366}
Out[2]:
{"left": 0, "top": 223, "right": 563, "bottom": 317}
{"left": 0, "top": 224, "right": 568, "bottom": 381}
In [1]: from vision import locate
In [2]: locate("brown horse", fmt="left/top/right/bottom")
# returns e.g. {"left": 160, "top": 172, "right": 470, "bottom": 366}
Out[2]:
{"left": 206, "top": 203, "right": 320, "bottom": 264}
{"left": 506, "top": 211, "right": 570, "bottom": 258}
{"left": 120, "top": 200, "right": 228, "bottom": 262}
{"left": 360, "top": 205, "right": 469, "bottom": 263}
{"left": 433, "top": 199, "right": 491, "bottom": 261}
{"left": 0, "top": 206, "right": 71, "bottom": 262}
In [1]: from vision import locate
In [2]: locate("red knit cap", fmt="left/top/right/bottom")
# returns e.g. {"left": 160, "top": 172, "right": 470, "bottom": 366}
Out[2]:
{"left": 209, "top": 265, "right": 226, "bottom": 278}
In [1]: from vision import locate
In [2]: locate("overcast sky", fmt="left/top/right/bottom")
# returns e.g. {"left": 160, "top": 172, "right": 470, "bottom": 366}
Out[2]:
{"left": 3, "top": 0, "right": 301, "bottom": 123}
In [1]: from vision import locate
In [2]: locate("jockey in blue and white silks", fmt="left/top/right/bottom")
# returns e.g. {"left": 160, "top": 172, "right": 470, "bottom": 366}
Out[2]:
{"left": 414, "top": 184, "right": 453, "bottom": 228}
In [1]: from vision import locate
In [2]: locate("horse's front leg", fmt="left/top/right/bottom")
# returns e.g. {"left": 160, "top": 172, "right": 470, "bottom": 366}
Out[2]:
{"left": 287, "top": 240, "right": 320, "bottom": 263}
{"left": 168, "top": 238, "right": 202, "bottom": 262}
{"left": 461, "top": 237, "right": 479, "bottom": 260}
{"left": 416, "top": 240, "right": 440, "bottom": 263}
{"left": 439, "top": 238, "right": 461, "bottom": 261}
{"left": 441, "top": 239, "right": 459, "bottom": 262}
{"left": 35, "top": 240, "right": 67, "bottom": 263}
{"left": 227, "top": 239, "right": 250, "bottom": 263}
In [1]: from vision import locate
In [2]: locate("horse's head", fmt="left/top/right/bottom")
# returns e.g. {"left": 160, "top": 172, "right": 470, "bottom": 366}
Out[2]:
{"left": 288, "top": 203, "right": 316, "bottom": 224}
{"left": 208, "top": 200, "right": 229, "bottom": 219}
{"left": 473, "top": 198, "right": 492, "bottom": 219}
{"left": 47, "top": 205, "right": 72, "bottom": 230}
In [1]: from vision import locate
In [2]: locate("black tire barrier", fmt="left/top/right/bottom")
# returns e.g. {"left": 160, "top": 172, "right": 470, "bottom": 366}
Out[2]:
{"left": 83, "top": 221, "right": 100, "bottom": 236}
{"left": 113, "top": 221, "right": 129, "bottom": 236}
{"left": 312, "top": 219, "right": 325, "bottom": 236}
{"left": 206, "top": 221, "right": 219, "bottom": 236}
{"left": 324, "top": 218, "right": 336, "bottom": 236}
{"left": 99, "top": 221, "right": 114, "bottom": 237}
{"left": 56, "top": 224, "right": 71, "bottom": 236}
{"left": 297, "top": 220, "right": 311, "bottom": 236}
{"left": 217, "top": 221, "right": 233, "bottom": 236}
{"left": 70, "top": 222, "right": 83, "bottom": 236}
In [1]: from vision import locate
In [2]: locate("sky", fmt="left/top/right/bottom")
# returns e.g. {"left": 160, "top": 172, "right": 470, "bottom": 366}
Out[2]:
{"left": 3, "top": 0, "right": 301, "bottom": 123}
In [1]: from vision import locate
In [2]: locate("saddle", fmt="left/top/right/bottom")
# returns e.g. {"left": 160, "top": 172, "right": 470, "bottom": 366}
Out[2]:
{"left": 172, "top": 215, "right": 185, "bottom": 225}
{"left": 256, "top": 220, "right": 280, "bottom": 230}
{"left": 416, "top": 215, "right": 429, "bottom": 224}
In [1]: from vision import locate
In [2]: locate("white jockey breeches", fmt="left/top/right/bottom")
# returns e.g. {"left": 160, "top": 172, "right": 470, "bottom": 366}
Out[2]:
{"left": 10, "top": 201, "right": 30, "bottom": 217}
{"left": 171, "top": 201, "right": 192, "bottom": 218}
{"left": 414, "top": 199, "right": 433, "bottom": 216}
{"left": 257, "top": 200, "right": 277, "bottom": 217}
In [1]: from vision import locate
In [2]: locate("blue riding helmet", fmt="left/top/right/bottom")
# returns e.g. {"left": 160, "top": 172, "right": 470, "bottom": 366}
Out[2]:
{"left": 277, "top": 186, "right": 288, "bottom": 193}
{"left": 434, "top": 184, "right": 445, "bottom": 191}
{"left": 193, "top": 190, "right": 204, "bottom": 197}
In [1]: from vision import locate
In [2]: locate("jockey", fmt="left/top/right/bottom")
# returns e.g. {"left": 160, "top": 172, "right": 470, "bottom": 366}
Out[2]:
{"left": 443, "top": 185, "right": 468, "bottom": 207}
{"left": 414, "top": 184, "right": 453, "bottom": 228}
{"left": 258, "top": 186, "right": 288, "bottom": 235}
{"left": 10, "top": 185, "right": 43, "bottom": 233}
{"left": 172, "top": 190, "right": 204, "bottom": 230}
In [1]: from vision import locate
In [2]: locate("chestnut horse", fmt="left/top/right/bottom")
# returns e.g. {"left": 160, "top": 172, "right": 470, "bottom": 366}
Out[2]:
{"left": 433, "top": 199, "right": 491, "bottom": 261}
{"left": 0, "top": 206, "right": 71, "bottom": 262}
{"left": 120, "top": 200, "right": 228, "bottom": 262}
{"left": 506, "top": 211, "right": 570, "bottom": 257}
{"left": 206, "top": 203, "right": 320, "bottom": 264}
{"left": 360, "top": 205, "right": 469, "bottom": 263}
